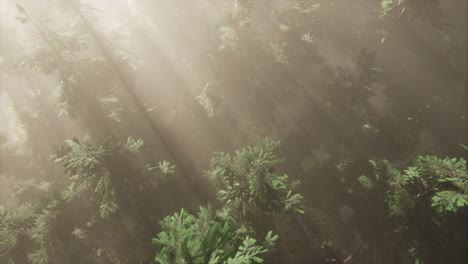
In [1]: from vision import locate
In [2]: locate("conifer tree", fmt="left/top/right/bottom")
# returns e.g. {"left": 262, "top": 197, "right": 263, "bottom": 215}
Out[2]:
{"left": 349, "top": 154, "right": 468, "bottom": 263}
{"left": 208, "top": 138, "right": 304, "bottom": 232}
{"left": 153, "top": 206, "right": 278, "bottom": 264}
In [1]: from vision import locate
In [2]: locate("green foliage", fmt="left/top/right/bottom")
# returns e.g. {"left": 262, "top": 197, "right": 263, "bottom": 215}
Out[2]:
{"left": 209, "top": 138, "right": 304, "bottom": 227}
{"left": 27, "top": 200, "right": 59, "bottom": 264}
{"left": 0, "top": 199, "right": 67, "bottom": 264}
{"left": 353, "top": 155, "right": 468, "bottom": 262}
{"left": 218, "top": 0, "right": 255, "bottom": 53}
{"left": 195, "top": 83, "right": 222, "bottom": 117}
{"left": 153, "top": 206, "right": 277, "bottom": 264}
{"left": 380, "top": 0, "right": 447, "bottom": 28}
{"left": 159, "top": 161, "right": 176, "bottom": 175}
{"left": 0, "top": 203, "right": 37, "bottom": 263}
{"left": 431, "top": 190, "right": 468, "bottom": 213}
{"left": 125, "top": 137, "right": 144, "bottom": 154}
{"left": 12, "top": 178, "right": 53, "bottom": 202}
{"left": 51, "top": 136, "right": 163, "bottom": 219}
{"left": 153, "top": 139, "right": 301, "bottom": 263}
{"left": 359, "top": 156, "right": 468, "bottom": 216}
{"left": 52, "top": 136, "right": 118, "bottom": 219}
{"left": 11, "top": 2, "right": 128, "bottom": 122}
{"left": 3, "top": 0, "right": 466, "bottom": 263}
{"left": 1, "top": 133, "right": 174, "bottom": 263}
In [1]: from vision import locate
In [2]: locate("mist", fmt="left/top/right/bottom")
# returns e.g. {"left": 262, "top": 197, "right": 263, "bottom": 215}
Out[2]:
{"left": 1, "top": 0, "right": 467, "bottom": 263}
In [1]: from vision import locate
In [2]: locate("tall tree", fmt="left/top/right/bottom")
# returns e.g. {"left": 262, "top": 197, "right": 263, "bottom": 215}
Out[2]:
{"left": 347, "top": 153, "right": 468, "bottom": 263}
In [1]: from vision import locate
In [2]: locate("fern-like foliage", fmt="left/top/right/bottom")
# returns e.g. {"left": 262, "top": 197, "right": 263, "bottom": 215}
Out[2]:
{"left": 353, "top": 154, "right": 468, "bottom": 263}
{"left": 153, "top": 206, "right": 277, "bottom": 264}
{"left": 209, "top": 138, "right": 304, "bottom": 228}
{"left": 27, "top": 198, "right": 66, "bottom": 264}
{"left": 359, "top": 156, "right": 467, "bottom": 216}
{"left": 10, "top": 2, "right": 130, "bottom": 123}
{"left": 0, "top": 203, "right": 37, "bottom": 263}
{"left": 195, "top": 83, "right": 222, "bottom": 117}
{"left": 51, "top": 136, "right": 167, "bottom": 219}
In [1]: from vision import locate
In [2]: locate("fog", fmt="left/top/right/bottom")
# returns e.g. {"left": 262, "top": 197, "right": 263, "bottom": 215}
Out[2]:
{"left": 0, "top": 0, "right": 467, "bottom": 263}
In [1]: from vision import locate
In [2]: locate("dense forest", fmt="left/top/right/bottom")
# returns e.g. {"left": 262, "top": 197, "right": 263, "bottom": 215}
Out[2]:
{"left": 0, "top": 0, "right": 467, "bottom": 263}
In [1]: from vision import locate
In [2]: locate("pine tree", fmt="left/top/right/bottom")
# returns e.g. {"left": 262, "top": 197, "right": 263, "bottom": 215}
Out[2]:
{"left": 153, "top": 206, "right": 277, "bottom": 264}
{"left": 0, "top": 203, "right": 37, "bottom": 264}
{"left": 208, "top": 138, "right": 304, "bottom": 232}
{"left": 351, "top": 154, "right": 468, "bottom": 263}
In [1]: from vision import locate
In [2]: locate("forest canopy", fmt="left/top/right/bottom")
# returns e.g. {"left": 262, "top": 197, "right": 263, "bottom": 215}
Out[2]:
{"left": 0, "top": 0, "right": 467, "bottom": 263}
